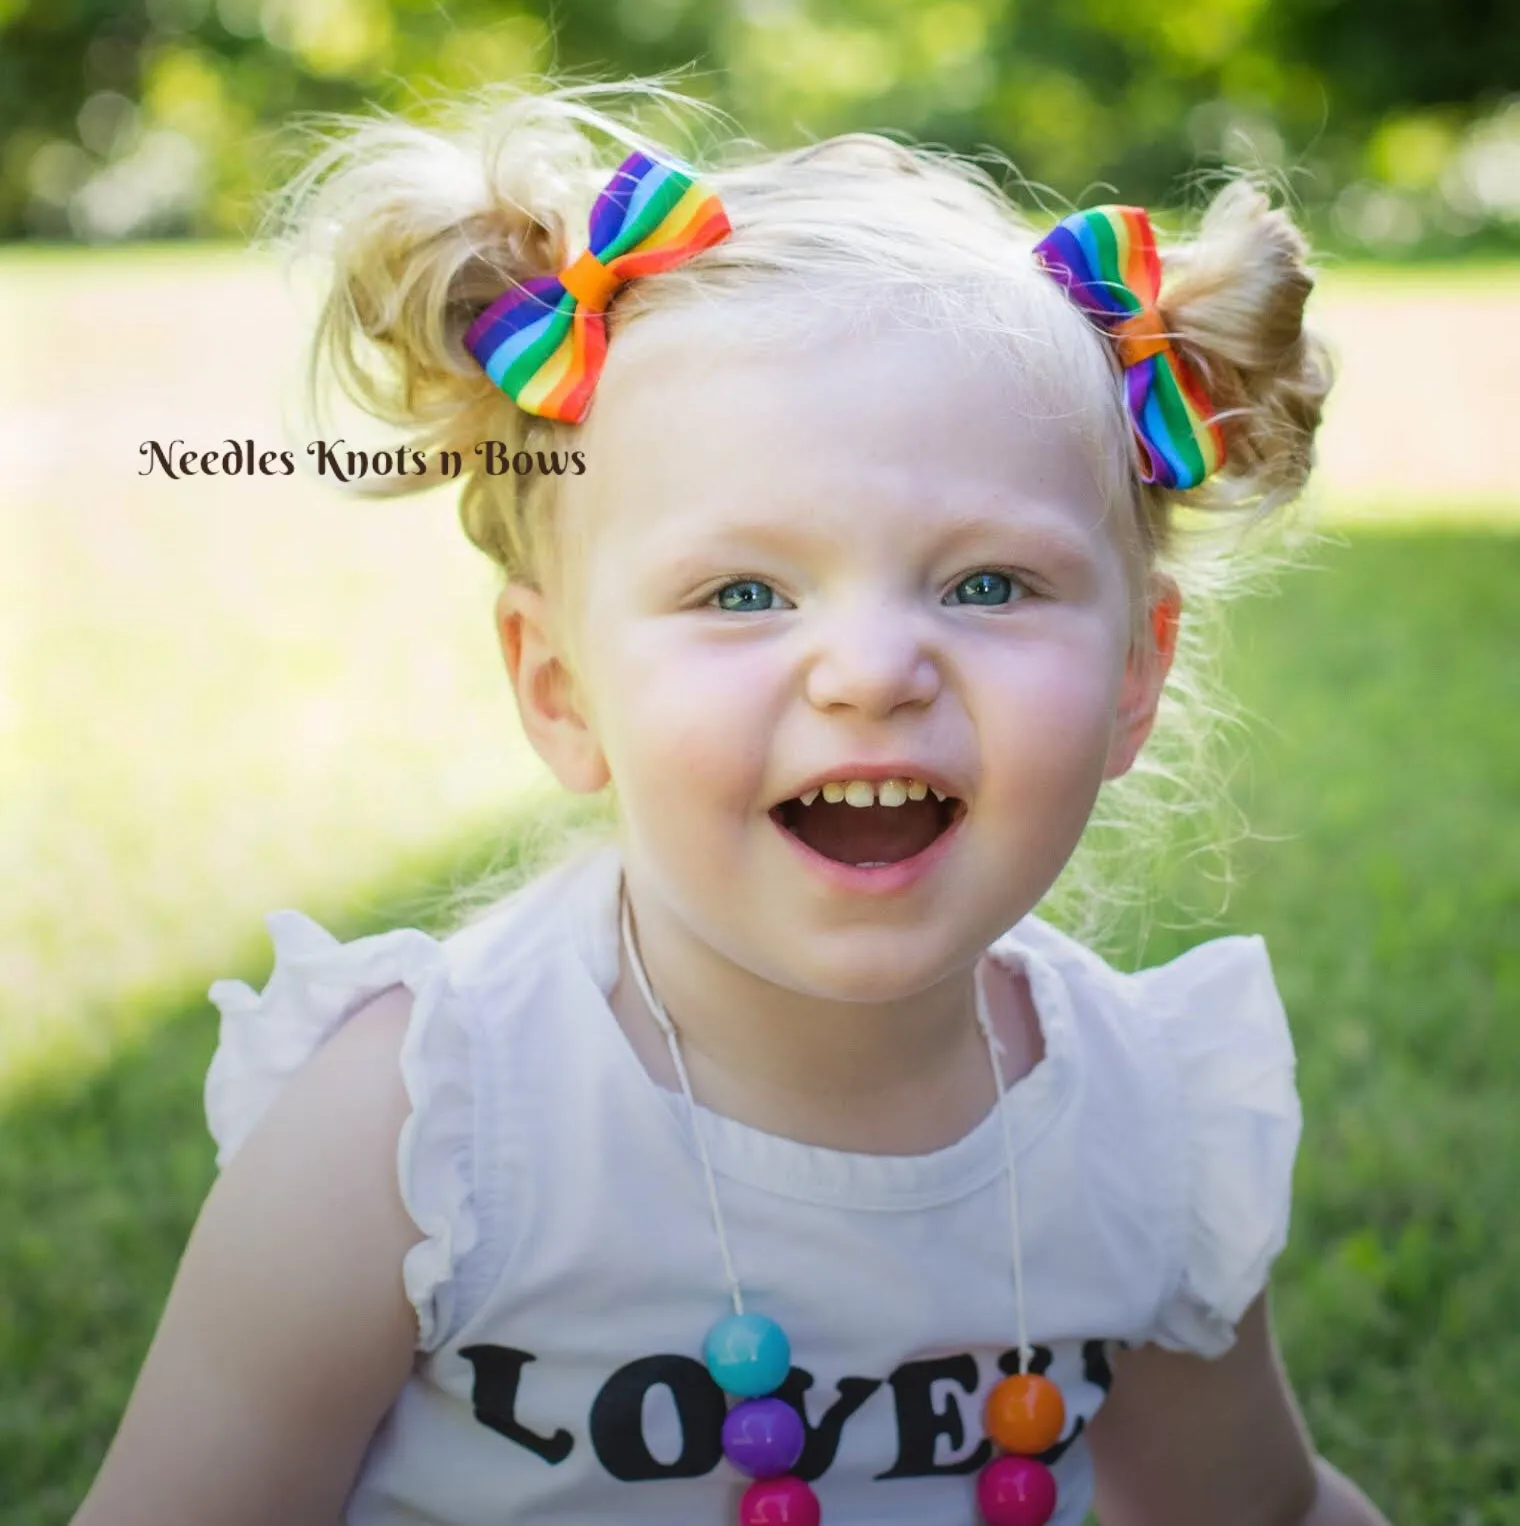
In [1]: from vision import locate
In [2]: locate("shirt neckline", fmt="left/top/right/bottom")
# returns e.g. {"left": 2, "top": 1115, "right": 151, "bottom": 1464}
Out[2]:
{"left": 567, "top": 845, "right": 1077, "bottom": 1209}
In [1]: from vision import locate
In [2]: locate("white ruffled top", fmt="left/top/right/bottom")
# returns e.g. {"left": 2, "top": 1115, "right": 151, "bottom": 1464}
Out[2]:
{"left": 206, "top": 910, "right": 474, "bottom": 1353}
{"left": 204, "top": 843, "right": 1301, "bottom": 1525}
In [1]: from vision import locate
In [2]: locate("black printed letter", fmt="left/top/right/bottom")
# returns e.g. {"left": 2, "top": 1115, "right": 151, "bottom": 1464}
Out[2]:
{"left": 459, "top": 1345, "right": 574, "bottom": 1464}
{"left": 588, "top": 1354, "right": 724, "bottom": 1481}
{"left": 774, "top": 1368, "right": 881, "bottom": 1482}
{"left": 876, "top": 1353, "right": 990, "bottom": 1478}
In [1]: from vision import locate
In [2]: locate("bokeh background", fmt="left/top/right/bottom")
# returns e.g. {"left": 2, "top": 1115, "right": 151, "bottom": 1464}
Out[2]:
{"left": 2, "top": 2, "right": 1517, "bottom": 1523}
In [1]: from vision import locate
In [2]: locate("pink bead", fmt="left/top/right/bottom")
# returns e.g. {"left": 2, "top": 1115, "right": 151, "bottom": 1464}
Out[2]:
{"left": 738, "top": 1474, "right": 822, "bottom": 1526}
{"left": 976, "top": 1454, "right": 1057, "bottom": 1526}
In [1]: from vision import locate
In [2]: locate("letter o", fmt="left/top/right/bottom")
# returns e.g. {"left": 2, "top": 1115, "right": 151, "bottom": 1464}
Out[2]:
{"left": 589, "top": 1355, "right": 724, "bottom": 1481}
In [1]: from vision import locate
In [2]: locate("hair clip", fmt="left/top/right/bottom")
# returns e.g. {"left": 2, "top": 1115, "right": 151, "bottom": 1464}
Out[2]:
{"left": 1034, "top": 206, "right": 1226, "bottom": 490}
{"left": 466, "top": 150, "right": 731, "bottom": 423}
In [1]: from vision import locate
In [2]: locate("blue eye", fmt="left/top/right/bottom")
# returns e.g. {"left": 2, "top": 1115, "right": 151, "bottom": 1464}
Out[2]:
{"left": 711, "top": 578, "right": 784, "bottom": 613}
{"left": 948, "top": 570, "right": 1025, "bottom": 606}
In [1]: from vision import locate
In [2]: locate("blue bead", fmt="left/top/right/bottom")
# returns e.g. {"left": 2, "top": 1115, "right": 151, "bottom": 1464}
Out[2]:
{"left": 703, "top": 1313, "right": 791, "bottom": 1397}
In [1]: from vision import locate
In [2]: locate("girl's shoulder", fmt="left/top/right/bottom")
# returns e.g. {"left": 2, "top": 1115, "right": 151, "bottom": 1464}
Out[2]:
{"left": 203, "top": 842, "right": 616, "bottom": 1354}
{"left": 1007, "top": 911, "right": 1297, "bottom": 1100}
{"left": 1005, "top": 914, "right": 1303, "bottom": 1358}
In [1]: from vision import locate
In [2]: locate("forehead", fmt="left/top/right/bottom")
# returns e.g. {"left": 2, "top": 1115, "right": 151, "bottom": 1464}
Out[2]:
{"left": 569, "top": 309, "right": 1124, "bottom": 569}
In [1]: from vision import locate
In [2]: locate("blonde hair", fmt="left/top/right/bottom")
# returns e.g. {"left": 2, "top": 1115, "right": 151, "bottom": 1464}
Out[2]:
{"left": 270, "top": 78, "right": 1333, "bottom": 956}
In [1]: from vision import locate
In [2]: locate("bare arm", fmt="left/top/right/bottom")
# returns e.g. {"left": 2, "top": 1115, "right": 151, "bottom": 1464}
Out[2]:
{"left": 1302, "top": 1458, "right": 1391, "bottom": 1526}
{"left": 1089, "top": 1289, "right": 1392, "bottom": 1526}
{"left": 70, "top": 984, "right": 426, "bottom": 1526}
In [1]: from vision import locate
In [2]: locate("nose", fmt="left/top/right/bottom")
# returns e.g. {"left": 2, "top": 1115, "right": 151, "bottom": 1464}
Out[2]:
{"left": 802, "top": 597, "right": 941, "bottom": 718}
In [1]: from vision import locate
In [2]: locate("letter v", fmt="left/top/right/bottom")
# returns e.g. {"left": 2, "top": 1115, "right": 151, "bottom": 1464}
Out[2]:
{"left": 775, "top": 1369, "right": 882, "bottom": 1482}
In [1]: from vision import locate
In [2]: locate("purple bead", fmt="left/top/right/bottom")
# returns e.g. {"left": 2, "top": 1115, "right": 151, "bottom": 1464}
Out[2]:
{"left": 721, "top": 1396, "right": 805, "bottom": 1479}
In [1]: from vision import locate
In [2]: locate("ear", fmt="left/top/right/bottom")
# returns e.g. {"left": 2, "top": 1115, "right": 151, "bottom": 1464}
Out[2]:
{"left": 495, "top": 583, "right": 610, "bottom": 795}
{"left": 1103, "top": 575, "right": 1181, "bottom": 782}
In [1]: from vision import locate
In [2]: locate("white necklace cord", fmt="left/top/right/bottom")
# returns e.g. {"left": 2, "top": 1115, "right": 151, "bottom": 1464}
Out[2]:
{"left": 621, "top": 884, "right": 745, "bottom": 1316}
{"left": 618, "top": 878, "right": 1031, "bottom": 1372}
{"left": 976, "top": 979, "right": 1034, "bottom": 1375}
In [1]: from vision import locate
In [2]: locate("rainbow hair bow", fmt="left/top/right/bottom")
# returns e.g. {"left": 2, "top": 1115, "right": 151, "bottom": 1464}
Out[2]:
{"left": 465, "top": 150, "right": 731, "bottom": 423}
{"left": 1033, "top": 206, "right": 1226, "bottom": 491}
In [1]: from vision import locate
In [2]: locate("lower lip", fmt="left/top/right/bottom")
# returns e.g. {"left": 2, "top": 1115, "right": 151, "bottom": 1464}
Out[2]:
{"left": 769, "top": 804, "right": 965, "bottom": 896}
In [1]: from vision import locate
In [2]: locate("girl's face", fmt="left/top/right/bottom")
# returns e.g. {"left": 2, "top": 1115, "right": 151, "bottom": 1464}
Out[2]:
{"left": 511, "top": 315, "right": 1165, "bottom": 1001}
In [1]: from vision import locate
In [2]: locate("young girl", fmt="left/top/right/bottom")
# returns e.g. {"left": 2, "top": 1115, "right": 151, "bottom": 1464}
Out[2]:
{"left": 73, "top": 82, "right": 1393, "bottom": 1526}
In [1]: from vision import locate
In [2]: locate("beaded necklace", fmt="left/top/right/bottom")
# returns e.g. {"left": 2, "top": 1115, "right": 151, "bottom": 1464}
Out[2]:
{"left": 619, "top": 886, "right": 1066, "bottom": 1526}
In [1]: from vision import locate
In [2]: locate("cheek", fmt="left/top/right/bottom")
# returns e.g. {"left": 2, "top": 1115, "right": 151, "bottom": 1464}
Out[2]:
{"left": 597, "top": 630, "right": 782, "bottom": 806}
{"left": 978, "top": 625, "right": 1126, "bottom": 783}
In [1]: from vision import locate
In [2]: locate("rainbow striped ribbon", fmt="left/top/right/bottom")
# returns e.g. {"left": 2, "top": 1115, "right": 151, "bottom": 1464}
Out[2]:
{"left": 1033, "top": 206, "right": 1226, "bottom": 491}
{"left": 465, "top": 150, "right": 732, "bottom": 423}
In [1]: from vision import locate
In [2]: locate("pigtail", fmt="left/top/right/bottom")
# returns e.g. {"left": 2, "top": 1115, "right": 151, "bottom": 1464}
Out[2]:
{"left": 1040, "top": 183, "right": 1337, "bottom": 956}
{"left": 1156, "top": 181, "right": 1333, "bottom": 511}
{"left": 267, "top": 87, "right": 678, "bottom": 580}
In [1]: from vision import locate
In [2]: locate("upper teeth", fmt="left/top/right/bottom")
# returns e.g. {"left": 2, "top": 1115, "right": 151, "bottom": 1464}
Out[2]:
{"left": 798, "top": 778, "right": 947, "bottom": 808}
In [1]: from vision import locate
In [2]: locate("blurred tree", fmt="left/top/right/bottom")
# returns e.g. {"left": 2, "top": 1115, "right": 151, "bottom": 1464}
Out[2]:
{"left": 0, "top": 0, "right": 1515, "bottom": 246}
{"left": 1271, "top": 0, "right": 1517, "bottom": 117}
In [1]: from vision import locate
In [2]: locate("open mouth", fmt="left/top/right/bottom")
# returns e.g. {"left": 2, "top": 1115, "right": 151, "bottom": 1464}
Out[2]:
{"left": 768, "top": 793, "right": 967, "bottom": 867}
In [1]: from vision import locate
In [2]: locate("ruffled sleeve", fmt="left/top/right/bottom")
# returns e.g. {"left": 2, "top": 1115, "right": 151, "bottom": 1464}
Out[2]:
{"left": 205, "top": 909, "right": 478, "bottom": 1355}
{"left": 1136, "top": 935, "right": 1302, "bottom": 1358}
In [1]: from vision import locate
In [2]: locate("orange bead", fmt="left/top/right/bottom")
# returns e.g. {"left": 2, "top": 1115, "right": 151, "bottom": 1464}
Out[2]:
{"left": 984, "top": 1373, "right": 1065, "bottom": 1455}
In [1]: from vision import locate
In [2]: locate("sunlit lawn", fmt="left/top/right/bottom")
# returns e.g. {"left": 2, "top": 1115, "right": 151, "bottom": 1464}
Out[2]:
{"left": 2, "top": 249, "right": 1516, "bottom": 1099}
{"left": 2, "top": 248, "right": 1518, "bottom": 1524}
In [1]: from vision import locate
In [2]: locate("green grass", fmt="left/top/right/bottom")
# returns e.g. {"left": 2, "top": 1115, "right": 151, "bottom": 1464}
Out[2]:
{"left": 3, "top": 525, "right": 1517, "bottom": 1523}
{"left": 1130, "top": 527, "right": 1520, "bottom": 1517}
{"left": 3, "top": 247, "right": 1514, "bottom": 1093}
